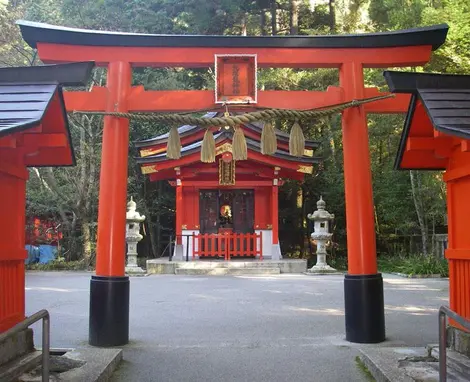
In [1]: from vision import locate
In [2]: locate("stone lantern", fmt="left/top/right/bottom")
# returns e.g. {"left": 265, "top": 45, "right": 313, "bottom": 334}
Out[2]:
{"left": 307, "top": 196, "right": 336, "bottom": 273}
{"left": 125, "top": 197, "right": 146, "bottom": 274}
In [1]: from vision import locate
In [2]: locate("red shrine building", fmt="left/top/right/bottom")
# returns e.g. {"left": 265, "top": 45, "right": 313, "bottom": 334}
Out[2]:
{"left": 136, "top": 114, "right": 320, "bottom": 261}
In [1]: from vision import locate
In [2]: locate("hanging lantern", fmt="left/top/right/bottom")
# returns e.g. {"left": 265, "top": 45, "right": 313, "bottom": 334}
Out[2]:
{"left": 166, "top": 126, "right": 181, "bottom": 159}
{"left": 261, "top": 121, "right": 277, "bottom": 155}
{"left": 222, "top": 152, "right": 233, "bottom": 163}
{"left": 289, "top": 120, "right": 305, "bottom": 157}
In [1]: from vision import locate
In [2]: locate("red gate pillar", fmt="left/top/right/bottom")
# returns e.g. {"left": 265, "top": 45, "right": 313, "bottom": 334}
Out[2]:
{"left": 89, "top": 61, "right": 131, "bottom": 347}
{"left": 271, "top": 179, "right": 281, "bottom": 260}
{"left": 0, "top": 155, "right": 27, "bottom": 332}
{"left": 340, "top": 62, "right": 385, "bottom": 343}
{"left": 174, "top": 176, "right": 184, "bottom": 260}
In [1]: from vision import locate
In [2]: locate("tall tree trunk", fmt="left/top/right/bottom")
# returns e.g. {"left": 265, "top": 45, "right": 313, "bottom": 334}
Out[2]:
{"left": 410, "top": 170, "right": 428, "bottom": 255}
{"left": 290, "top": 0, "right": 299, "bottom": 35}
{"left": 260, "top": 10, "right": 267, "bottom": 35}
{"left": 82, "top": 216, "right": 92, "bottom": 263}
{"left": 241, "top": 13, "right": 248, "bottom": 36}
{"left": 270, "top": 0, "right": 277, "bottom": 35}
{"left": 329, "top": 0, "right": 336, "bottom": 33}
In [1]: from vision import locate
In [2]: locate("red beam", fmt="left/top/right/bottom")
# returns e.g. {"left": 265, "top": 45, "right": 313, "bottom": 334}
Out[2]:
{"left": 37, "top": 43, "right": 433, "bottom": 68}
{"left": 23, "top": 134, "right": 67, "bottom": 148}
{"left": 406, "top": 137, "right": 436, "bottom": 151}
{"left": 65, "top": 87, "right": 344, "bottom": 112}
{"left": 363, "top": 88, "right": 410, "bottom": 113}
{"left": 64, "top": 87, "right": 107, "bottom": 111}
{"left": 65, "top": 86, "right": 406, "bottom": 115}
{"left": 0, "top": 136, "right": 16, "bottom": 149}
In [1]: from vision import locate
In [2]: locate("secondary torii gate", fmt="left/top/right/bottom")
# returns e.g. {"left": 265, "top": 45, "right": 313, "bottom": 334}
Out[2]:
{"left": 17, "top": 20, "right": 448, "bottom": 347}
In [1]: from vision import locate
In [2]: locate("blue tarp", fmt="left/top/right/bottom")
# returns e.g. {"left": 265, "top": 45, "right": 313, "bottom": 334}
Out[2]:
{"left": 25, "top": 245, "right": 39, "bottom": 264}
{"left": 25, "top": 245, "right": 57, "bottom": 264}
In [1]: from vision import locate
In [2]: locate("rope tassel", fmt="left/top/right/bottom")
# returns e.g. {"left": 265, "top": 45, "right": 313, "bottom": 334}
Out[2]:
{"left": 261, "top": 121, "right": 277, "bottom": 155}
{"left": 201, "top": 129, "right": 216, "bottom": 163}
{"left": 166, "top": 126, "right": 181, "bottom": 159}
{"left": 289, "top": 120, "right": 305, "bottom": 157}
{"left": 232, "top": 127, "right": 247, "bottom": 161}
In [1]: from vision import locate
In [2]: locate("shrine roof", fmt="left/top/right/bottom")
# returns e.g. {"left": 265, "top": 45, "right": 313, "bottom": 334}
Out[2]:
{"left": 0, "top": 62, "right": 94, "bottom": 166}
{"left": 18, "top": 20, "right": 448, "bottom": 51}
{"left": 384, "top": 71, "right": 470, "bottom": 170}
{"left": 135, "top": 112, "right": 320, "bottom": 149}
{"left": 136, "top": 130, "right": 320, "bottom": 165}
{"left": 0, "top": 62, "right": 94, "bottom": 86}
{"left": 0, "top": 83, "right": 59, "bottom": 137}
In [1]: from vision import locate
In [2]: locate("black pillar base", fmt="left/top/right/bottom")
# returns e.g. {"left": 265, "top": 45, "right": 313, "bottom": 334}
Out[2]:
{"left": 344, "top": 273, "right": 385, "bottom": 343}
{"left": 89, "top": 275, "right": 129, "bottom": 347}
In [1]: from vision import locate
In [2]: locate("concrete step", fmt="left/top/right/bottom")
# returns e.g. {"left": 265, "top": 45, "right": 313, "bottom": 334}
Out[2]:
{"left": 428, "top": 344, "right": 470, "bottom": 377}
{"left": 19, "top": 348, "right": 122, "bottom": 382}
{"left": 359, "top": 346, "right": 470, "bottom": 382}
{"left": 175, "top": 267, "right": 281, "bottom": 276}
{"left": 175, "top": 261, "right": 275, "bottom": 269}
{"left": 0, "top": 350, "right": 42, "bottom": 382}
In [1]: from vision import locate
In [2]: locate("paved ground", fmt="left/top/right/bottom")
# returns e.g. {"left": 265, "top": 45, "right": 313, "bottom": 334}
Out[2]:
{"left": 25, "top": 272, "right": 449, "bottom": 382}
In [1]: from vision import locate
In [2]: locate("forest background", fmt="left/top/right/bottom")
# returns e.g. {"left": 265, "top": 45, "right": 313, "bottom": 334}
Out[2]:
{"left": 1, "top": 0, "right": 468, "bottom": 270}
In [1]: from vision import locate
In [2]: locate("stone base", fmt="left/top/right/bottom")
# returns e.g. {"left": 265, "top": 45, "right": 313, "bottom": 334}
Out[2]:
{"left": 0, "top": 328, "right": 33, "bottom": 366}
{"left": 308, "top": 264, "right": 337, "bottom": 274}
{"left": 172, "top": 244, "right": 184, "bottom": 261}
{"left": 447, "top": 325, "right": 470, "bottom": 357}
{"left": 147, "top": 259, "right": 307, "bottom": 274}
{"left": 271, "top": 244, "right": 282, "bottom": 260}
{"left": 125, "top": 266, "right": 146, "bottom": 275}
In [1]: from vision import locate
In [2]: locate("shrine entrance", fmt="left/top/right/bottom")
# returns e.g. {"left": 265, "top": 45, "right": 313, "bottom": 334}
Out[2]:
{"left": 197, "top": 190, "right": 256, "bottom": 259}
{"left": 13, "top": 19, "right": 449, "bottom": 348}
{"left": 200, "top": 190, "right": 254, "bottom": 235}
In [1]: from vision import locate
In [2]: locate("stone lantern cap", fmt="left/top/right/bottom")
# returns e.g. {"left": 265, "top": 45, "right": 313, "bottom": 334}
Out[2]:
{"left": 307, "top": 196, "right": 334, "bottom": 222}
{"left": 126, "top": 197, "right": 146, "bottom": 223}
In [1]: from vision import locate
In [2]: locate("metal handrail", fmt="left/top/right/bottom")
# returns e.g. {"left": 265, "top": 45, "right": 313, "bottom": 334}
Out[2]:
{"left": 0, "top": 309, "right": 50, "bottom": 382}
{"left": 438, "top": 306, "right": 470, "bottom": 382}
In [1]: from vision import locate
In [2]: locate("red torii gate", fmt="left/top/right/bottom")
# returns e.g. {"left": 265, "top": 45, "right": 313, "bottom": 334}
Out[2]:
{"left": 17, "top": 20, "right": 448, "bottom": 347}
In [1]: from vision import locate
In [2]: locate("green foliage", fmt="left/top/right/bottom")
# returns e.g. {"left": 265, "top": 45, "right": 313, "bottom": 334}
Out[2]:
{"left": 355, "top": 356, "right": 376, "bottom": 382}
{"left": 3, "top": 0, "right": 464, "bottom": 264}
{"left": 26, "top": 259, "right": 89, "bottom": 271}
{"left": 378, "top": 254, "right": 449, "bottom": 277}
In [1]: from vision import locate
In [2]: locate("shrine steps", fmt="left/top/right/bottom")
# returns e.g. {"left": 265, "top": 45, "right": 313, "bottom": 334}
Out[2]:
{"left": 146, "top": 259, "right": 308, "bottom": 275}
{"left": 175, "top": 267, "right": 281, "bottom": 276}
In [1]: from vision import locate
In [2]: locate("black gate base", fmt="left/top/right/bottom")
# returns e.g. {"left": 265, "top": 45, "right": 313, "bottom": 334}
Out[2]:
{"left": 344, "top": 273, "right": 386, "bottom": 343}
{"left": 89, "top": 275, "right": 129, "bottom": 347}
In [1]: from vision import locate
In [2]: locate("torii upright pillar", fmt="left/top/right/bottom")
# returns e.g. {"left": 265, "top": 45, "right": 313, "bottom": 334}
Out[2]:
{"left": 89, "top": 61, "right": 132, "bottom": 347}
{"left": 340, "top": 62, "right": 385, "bottom": 343}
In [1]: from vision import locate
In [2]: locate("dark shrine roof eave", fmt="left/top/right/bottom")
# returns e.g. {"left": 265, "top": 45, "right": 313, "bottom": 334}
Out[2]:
{"left": 136, "top": 134, "right": 320, "bottom": 165}
{"left": 384, "top": 71, "right": 470, "bottom": 93}
{"left": 0, "top": 62, "right": 94, "bottom": 86}
{"left": 17, "top": 20, "right": 448, "bottom": 51}
{"left": 135, "top": 118, "right": 320, "bottom": 149}
{"left": 387, "top": 71, "right": 470, "bottom": 170}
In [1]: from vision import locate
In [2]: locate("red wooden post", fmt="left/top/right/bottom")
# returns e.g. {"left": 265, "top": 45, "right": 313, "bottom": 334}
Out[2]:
{"left": 340, "top": 61, "right": 385, "bottom": 343}
{"left": 90, "top": 61, "right": 132, "bottom": 347}
{"left": 0, "top": 156, "right": 27, "bottom": 332}
{"left": 176, "top": 178, "right": 183, "bottom": 246}
{"left": 192, "top": 232, "right": 195, "bottom": 260}
{"left": 272, "top": 179, "right": 279, "bottom": 245}
{"left": 259, "top": 232, "right": 263, "bottom": 261}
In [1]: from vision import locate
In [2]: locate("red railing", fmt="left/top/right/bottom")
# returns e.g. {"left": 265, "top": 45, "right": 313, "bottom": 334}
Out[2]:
{"left": 192, "top": 232, "right": 263, "bottom": 261}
